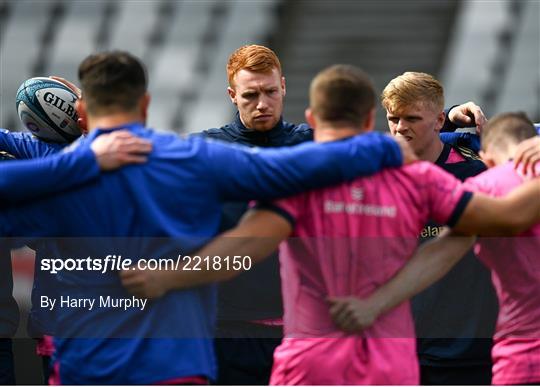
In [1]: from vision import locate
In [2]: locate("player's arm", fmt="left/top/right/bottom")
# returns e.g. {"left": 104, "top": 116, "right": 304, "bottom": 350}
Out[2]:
{"left": 121, "top": 209, "right": 291, "bottom": 299}
{"left": 0, "top": 129, "right": 64, "bottom": 158}
{"left": 439, "top": 102, "right": 485, "bottom": 153}
{"left": 0, "top": 130, "right": 152, "bottom": 204}
{"left": 439, "top": 132, "right": 481, "bottom": 153}
{"left": 441, "top": 101, "right": 487, "bottom": 132}
{"left": 329, "top": 230, "right": 475, "bottom": 333}
{"left": 329, "top": 172, "right": 539, "bottom": 333}
{"left": 452, "top": 178, "right": 540, "bottom": 236}
{"left": 205, "top": 132, "right": 416, "bottom": 201}
{"left": 329, "top": 178, "right": 540, "bottom": 332}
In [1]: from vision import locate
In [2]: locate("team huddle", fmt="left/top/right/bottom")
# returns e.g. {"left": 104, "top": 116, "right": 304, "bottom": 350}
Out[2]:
{"left": 1, "top": 45, "right": 540, "bottom": 385}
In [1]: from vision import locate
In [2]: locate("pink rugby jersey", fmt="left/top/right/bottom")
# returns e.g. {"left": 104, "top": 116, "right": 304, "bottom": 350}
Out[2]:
{"left": 464, "top": 161, "right": 540, "bottom": 385}
{"left": 263, "top": 161, "right": 472, "bottom": 385}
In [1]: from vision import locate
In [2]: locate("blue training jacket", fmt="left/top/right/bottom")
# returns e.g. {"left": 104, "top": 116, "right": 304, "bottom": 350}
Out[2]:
{"left": 200, "top": 114, "right": 313, "bottom": 322}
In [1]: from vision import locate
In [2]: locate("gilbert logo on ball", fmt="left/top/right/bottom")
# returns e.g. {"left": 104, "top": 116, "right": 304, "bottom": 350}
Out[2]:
{"left": 16, "top": 77, "right": 81, "bottom": 143}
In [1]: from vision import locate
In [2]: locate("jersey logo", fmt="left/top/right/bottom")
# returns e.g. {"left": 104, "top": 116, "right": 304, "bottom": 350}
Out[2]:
{"left": 0, "top": 151, "right": 16, "bottom": 160}
{"left": 456, "top": 145, "right": 482, "bottom": 161}
{"left": 420, "top": 225, "right": 445, "bottom": 238}
{"left": 351, "top": 187, "right": 364, "bottom": 201}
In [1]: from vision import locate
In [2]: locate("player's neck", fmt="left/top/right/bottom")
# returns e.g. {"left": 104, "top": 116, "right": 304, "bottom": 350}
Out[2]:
{"left": 87, "top": 112, "right": 145, "bottom": 133}
{"left": 418, "top": 138, "right": 444, "bottom": 163}
{"left": 314, "top": 125, "right": 365, "bottom": 143}
{"left": 495, "top": 147, "right": 516, "bottom": 166}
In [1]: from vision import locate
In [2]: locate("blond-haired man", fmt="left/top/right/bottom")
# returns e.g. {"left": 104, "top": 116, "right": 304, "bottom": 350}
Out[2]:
{"left": 382, "top": 72, "right": 497, "bottom": 385}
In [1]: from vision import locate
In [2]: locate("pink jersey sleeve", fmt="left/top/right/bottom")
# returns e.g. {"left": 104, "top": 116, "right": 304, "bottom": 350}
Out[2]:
{"left": 421, "top": 163, "right": 473, "bottom": 226}
{"left": 254, "top": 195, "right": 305, "bottom": 234}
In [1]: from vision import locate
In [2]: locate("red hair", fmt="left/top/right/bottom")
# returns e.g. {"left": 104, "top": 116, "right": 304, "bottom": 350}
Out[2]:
{"left": 227, "top": 45, "right": 282, "bottom": 87}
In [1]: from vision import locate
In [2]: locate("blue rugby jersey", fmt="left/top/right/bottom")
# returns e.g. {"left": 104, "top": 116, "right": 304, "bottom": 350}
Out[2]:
{"left": 0, "top": 123, "right": 401, "bottom": 384}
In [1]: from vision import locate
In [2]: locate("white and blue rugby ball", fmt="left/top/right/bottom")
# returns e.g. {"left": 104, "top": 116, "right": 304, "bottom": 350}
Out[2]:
{"left": 16, "top": 77, "right": 81, "bottom": 143}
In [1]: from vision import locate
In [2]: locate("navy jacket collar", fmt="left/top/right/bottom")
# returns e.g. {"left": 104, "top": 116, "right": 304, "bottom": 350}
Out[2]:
{"left": 231, "top": 112, "right": 287, "bottom": 143}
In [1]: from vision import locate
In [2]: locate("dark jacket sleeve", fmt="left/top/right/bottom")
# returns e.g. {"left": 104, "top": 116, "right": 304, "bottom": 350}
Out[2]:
{"left": 440, "top": 132, "right": 481, "bottom": 153}
{"left": 441, "top": 105, "right": 480, "bottom": 132}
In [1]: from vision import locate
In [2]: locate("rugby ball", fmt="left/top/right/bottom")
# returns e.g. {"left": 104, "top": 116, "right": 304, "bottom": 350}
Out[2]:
{"left": 16, "top": 77, "right": 81, "bottom": 143}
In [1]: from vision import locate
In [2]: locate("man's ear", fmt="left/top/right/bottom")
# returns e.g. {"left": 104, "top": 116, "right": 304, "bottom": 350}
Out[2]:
{"left": 227, "top": 87, "right": 237, "bottom": 105}
{"left": 75, "top": 99, "right": 89, "bottom": 134}
{"left": 281, "top": 76, "right": 286, "bottom": 97}
{"left": 435, "top": 110, "right": 445, "bottom": 132}
{"left": 479, "top": 150, "right": 496, "bottom": 168}
{"left": 140, "top": 92, "right": 151, "bottom": 122}
{"left": 363, "top": 108, "right": 376, "bottom": 132}
{"left": 305, "top": 108, "right": 316, "bottom": 129}
{"left": 75, "top": 98, "right": 85, "bottom": 117}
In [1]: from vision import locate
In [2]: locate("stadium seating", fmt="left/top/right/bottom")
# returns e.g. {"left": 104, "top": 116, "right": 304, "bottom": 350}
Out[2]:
{"left": 1, "top": 1, "right": 52, "bottom": 130}
{"left": 495, "top": 0, "right": 539, "bottom": 117}
{"left": 1, "top": 0, "right": 280, "bottom": 134}
{"left": 273, "top": 0, "right": 460, "bottom": 127}
{"left": 442, "top": 0, "right": 539, "bottom": 120}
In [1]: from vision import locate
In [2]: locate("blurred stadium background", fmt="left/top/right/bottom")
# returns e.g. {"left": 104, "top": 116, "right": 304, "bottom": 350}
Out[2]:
{"left": 0, "top": 0, "right": 539, "bottom": 383}
{"left": 1, "top": 0, "right": 539, "bottom": 134}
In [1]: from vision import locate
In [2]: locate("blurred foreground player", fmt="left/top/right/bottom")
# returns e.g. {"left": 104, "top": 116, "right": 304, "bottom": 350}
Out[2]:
{"left": 382, "top": 72, "right": 497, "bottom": 385}
{"left": 464, "top": 112, "right": 540, "bottom": 385}
{"left": 121, "top": 64, "right": 540, "bottom": 385}
{"left": 0, "top": 127, "right": 151, "bottom": 383}
{"left": 1, "top": 108, "right": 78, "bottom": 383}
{"left": 0, "top": 130, "right": 150, "bottom": 386}
{"left": 0, "top": 51, "right": 412, "bottom": 384}
{"left": 0, "top": 127, "right": 63, "bottom": 383}
{"left": 334, "top": 112, "right": 540, "bottom": 385}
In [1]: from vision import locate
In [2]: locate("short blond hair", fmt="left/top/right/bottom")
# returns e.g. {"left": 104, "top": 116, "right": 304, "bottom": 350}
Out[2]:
{"left": 381, "top": 72, "right": 444, "bottom": 113}
{"left": 227, "top": 45, "right": 282, "bottom": 87}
